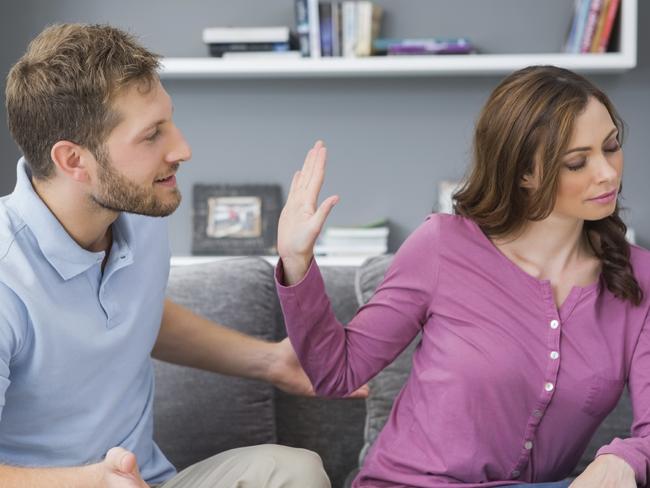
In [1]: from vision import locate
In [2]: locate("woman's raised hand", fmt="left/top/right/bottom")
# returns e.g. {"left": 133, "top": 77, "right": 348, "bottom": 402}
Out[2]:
{"left": 277, "top": 141, "right": 339, "bottom": 285}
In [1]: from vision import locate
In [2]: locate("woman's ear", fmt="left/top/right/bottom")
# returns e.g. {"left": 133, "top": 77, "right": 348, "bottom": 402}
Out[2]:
{"left": 520, "top": 173, "right": 537, "bottom": 189}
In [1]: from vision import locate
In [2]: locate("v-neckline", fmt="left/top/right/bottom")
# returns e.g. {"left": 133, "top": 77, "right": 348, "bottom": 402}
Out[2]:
{"left": 469, "top": 219, "right": 601, "bottom": 315}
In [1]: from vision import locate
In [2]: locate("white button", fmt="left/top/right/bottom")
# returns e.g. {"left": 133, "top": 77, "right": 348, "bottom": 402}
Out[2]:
{"left": 544, "top": 382, "right": 554, "bottom": 392}
{"left": 533, "top": 409, "right": 542, "bottom": 418}
{"left": 550, "top": 351, "right": 559, "bottom": 360}
{"left": 512, "top": 470, "right": 521, "bottom": 478}
{"left": 524, "top": 441, "right": 533, "bottom": 450}
{"left": 550, "top": 320, "right": 559, "bottom": 329}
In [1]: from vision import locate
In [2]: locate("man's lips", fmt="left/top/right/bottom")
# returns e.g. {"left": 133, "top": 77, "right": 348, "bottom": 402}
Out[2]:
{"left": 154, "top": 174, "right": 177, "bottom": 187}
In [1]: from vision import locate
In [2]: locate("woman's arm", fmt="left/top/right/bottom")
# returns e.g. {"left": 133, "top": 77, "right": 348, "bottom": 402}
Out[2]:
{"left": 276, "top": 141, "right": 439, "bottom": 396}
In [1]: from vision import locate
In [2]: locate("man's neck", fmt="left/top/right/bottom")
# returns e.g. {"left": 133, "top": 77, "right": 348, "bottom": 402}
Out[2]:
{"left": 31, "top": 177, "right": 117, "bottom": 253}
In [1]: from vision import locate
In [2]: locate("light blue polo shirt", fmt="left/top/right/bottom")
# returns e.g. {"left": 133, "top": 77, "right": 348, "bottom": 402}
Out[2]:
{"left": 0, "top": 159, "right": 176, "bottom": 483}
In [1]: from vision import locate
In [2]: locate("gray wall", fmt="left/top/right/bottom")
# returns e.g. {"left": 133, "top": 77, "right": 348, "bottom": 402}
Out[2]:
{"left": 1, "top": 1, "right": 649, "bottom": 254}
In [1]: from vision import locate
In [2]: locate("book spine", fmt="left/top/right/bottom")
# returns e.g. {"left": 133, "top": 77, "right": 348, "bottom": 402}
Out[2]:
{"left": 208, "top": 43, "right": 291, "bottom": 57}
{"left": 571, "top": 0, "right": 592, "bottom": 53}
{"left": 598, "top": 0, "right": 621, "bottom": 52}
{"left": 580, "top": 0, "right": 603, "bottom": 53}
{"left": 331, "top": 2, "right": 342, "bottom": 57}
{"left": 342, "top": 1, "right": 357, "bottom": 57}
{"left": 370, "top": 4, "right": 383, "bottom": 55}
{"left": 590, "top": 0, "right": 611, "bottom": 52}
{"left": 308, "top": 0, "right": 321, "bottom": 57}
{"left": 356, "top": 1, "right": 371, "bottom": 57}
{"left": 319, "top": 2, "right": 334, "bottom": 56}
{"left": 295, "top": 0, "right": 311, "bottom": 57}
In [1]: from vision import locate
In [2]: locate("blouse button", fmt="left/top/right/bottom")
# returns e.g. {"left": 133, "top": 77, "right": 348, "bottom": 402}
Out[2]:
{"left": 533, "top": 409, "right": 543, "bottom": 418}
{"left": 545, "top": 382, "right": 554, "bottom": 392}
{"left": 550, "top": 351, "right": 559, "bottom": 360}
{"left": 524, "top": 441, "right": 533, "bottom": 450}
{"left": 550, "top": 319, "right": 559, "bottom": 329}
{"left": 512, "top": 470, "right": 521, "bottom": 478}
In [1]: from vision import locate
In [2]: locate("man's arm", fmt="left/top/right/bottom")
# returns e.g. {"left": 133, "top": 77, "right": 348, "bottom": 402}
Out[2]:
{"left": 0, "top": 447, "right": 148, "bottom": 488}
{"left": 152, "top": 299, "right": 278, "bottom": 380}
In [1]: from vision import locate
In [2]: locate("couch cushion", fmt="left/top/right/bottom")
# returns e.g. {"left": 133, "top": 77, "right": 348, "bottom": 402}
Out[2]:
{"left": 353, "top": 254, "right": 634, "bottom": 476}
{"left": 154, "top": 257, "right": 278, "bottom": 471}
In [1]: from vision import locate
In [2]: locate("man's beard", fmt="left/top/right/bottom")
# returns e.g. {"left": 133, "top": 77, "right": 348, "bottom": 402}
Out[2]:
{"left": 91, "top": 149, "right": 181, "bottom": 217}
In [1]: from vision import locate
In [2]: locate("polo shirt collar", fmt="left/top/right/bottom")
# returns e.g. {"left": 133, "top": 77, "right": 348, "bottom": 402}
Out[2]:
{"left": 7, "top": 158, "right": 134, "bottom": 280}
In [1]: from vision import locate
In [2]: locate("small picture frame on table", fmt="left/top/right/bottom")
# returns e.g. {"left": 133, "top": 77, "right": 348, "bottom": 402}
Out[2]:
{"left": 192, "top": 184, "right": 282, "bottom": 255}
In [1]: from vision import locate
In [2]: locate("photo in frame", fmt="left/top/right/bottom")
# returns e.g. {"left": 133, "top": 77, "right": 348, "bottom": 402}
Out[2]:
{"left": 192, "top": 184, "right": 282, "bottom": 255}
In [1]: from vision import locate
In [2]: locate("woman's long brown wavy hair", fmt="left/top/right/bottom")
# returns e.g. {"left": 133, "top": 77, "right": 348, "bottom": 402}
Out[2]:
{"left": 454, "top": 65, "right": 643, "bottom": 305}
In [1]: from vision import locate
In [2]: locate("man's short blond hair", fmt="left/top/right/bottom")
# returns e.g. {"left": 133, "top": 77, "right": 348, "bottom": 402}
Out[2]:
{"left": 6, "top": 23, "right": 161, "bottom": 179}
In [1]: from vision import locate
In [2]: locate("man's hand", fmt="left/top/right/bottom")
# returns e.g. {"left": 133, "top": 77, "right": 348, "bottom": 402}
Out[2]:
{"left": 98, "top": 447, "right": 149, "bottom": 488}
{"left": 569, "top": 454, "right": 635, "bottom": 488}
{"left": 267, "top": 338, "right": 369, "bottom": 398}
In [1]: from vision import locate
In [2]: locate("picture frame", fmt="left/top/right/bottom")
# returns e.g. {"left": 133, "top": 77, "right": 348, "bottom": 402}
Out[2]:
{"left": 192, "top": 184, "right": 282, "bottom": 255}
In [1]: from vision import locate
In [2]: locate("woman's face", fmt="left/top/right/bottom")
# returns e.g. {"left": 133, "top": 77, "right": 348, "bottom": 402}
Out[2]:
{"left": 552, "top": 97, "right": 623, "bottom": 222}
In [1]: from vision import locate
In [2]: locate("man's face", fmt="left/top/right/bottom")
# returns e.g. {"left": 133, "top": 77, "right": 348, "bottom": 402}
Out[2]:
{"left": 90, "top": 79, "right": 191, "bottom": 217}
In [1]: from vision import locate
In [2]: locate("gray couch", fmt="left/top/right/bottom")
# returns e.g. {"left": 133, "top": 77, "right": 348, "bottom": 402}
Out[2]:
{"left": 155, "top": 255, "right": 633, "bottom": 488}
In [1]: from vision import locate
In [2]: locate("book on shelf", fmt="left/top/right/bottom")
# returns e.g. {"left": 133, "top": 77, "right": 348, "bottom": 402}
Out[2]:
{"left": 319, "top": 2, "right": 334, "bottom": 56}
{"left": 221, "top": 51, "right": 302, "bottom": 59}
{"left": 295, "top": 0, "right": 383, "bottom": 58}
{"left": 315, "top": 219, "right": 389, "bottom": 257}
{"left": 308, "top": 0, "right": 321, "bottom": 57}
{"left": 564, "top": 0, "right": 620, "bottom": 53}
{"left": 596, "top": 0, "right": 621, "bottom": 52}
{"left": 208, "top": 42, "right": 294, "bottom": 57}
{"left": 202, "top": 26, "right": 293, "bottom": 44}
{"left": 580, "top": 0, "right": 603, "bottom": 53}
{"left": 295, "top": 0, "right": 310, "bottom": 56}
{"left": 374, "top": 38, "right": 474, "bottom": 56}
{"left": 202, "top": 26, "right": 299, "bottom": 57}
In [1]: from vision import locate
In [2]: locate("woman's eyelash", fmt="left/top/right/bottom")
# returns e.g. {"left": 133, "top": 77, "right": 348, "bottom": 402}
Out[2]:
{"left": 566, "top": 160, "right": 586, "bottom": 171}
{"left": 145, "top": 129, "right": 160, "bottom": 142}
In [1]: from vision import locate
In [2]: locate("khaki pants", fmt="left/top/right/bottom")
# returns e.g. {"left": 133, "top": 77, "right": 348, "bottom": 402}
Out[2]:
{"left": 155, "top": 444, "right": 331, "bottom": 488}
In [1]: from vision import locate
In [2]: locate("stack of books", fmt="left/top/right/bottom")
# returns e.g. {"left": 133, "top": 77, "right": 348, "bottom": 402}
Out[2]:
{"left": 202, "top": 26, "right": 300, "bottom": 58}
{"left": 374, "top": 38, "right": 474, "bottom": 56}
{"left": 315, "top": 220, "right": 389, "bottom": 257}
{"left": 295, "top": 0, "right": 383, "bottom": 57}
{"left": 564, "top": 0, "right": 621, "bottom": 53}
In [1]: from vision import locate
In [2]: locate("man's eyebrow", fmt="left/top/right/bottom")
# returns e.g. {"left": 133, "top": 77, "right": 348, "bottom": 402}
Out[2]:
{"left": 564, "top": 128, "right": 618, "bottom": 154}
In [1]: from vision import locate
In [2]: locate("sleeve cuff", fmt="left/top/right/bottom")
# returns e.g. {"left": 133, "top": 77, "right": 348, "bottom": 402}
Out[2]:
{"left": 596, "top": 440, "right": 647, "bottom": 486}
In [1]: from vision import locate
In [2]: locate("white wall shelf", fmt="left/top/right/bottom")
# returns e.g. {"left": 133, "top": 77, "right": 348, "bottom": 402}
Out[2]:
{"left": 159, "top": 0, "right": 636, "bottom": 79}
{"left": 160, "top": 52, "right": 636, "bottom": 79}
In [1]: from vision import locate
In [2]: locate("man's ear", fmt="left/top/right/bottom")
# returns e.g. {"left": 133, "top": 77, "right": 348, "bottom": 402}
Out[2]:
{"left": 50, "top": 141, "right": 92, "bottom": 183}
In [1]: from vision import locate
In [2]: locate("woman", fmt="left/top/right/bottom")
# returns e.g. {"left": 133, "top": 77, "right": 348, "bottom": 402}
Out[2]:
{"left": 275, "top": 66, "right": 650, "bottom": 487}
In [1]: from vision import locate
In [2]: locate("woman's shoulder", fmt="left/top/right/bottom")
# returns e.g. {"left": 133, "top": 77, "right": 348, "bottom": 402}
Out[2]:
{"left": 421, "top": 212, "right": 482, "bottom": 242}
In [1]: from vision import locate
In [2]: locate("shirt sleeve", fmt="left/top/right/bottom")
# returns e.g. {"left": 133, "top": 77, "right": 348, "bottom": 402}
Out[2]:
{"left": 596, "top": 310, "right": 650, "bottom": 486}
{"left": 0, "top": 282, "right": 28, "bottom": 422}
{"left": 275, "top": 216, "right": 440, "bottom": 397}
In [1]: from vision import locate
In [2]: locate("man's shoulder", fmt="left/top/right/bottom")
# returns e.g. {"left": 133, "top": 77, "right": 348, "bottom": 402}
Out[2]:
{"left": 0, "top": 196, "right": 25, "bottom": 263}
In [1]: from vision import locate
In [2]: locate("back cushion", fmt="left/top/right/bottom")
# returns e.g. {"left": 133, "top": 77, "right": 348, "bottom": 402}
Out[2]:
{"left": 154, "top": 257, "right": 278, "bottom": 471}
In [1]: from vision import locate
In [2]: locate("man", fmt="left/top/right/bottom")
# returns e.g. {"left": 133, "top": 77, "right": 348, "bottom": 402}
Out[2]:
{"left": 0, "top": 23, "right": 351, "bottom": 487}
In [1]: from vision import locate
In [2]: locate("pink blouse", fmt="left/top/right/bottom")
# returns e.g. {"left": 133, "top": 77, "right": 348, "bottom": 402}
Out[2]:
{"left": 276, "top": 213, "right": 650, "bottom": 487}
